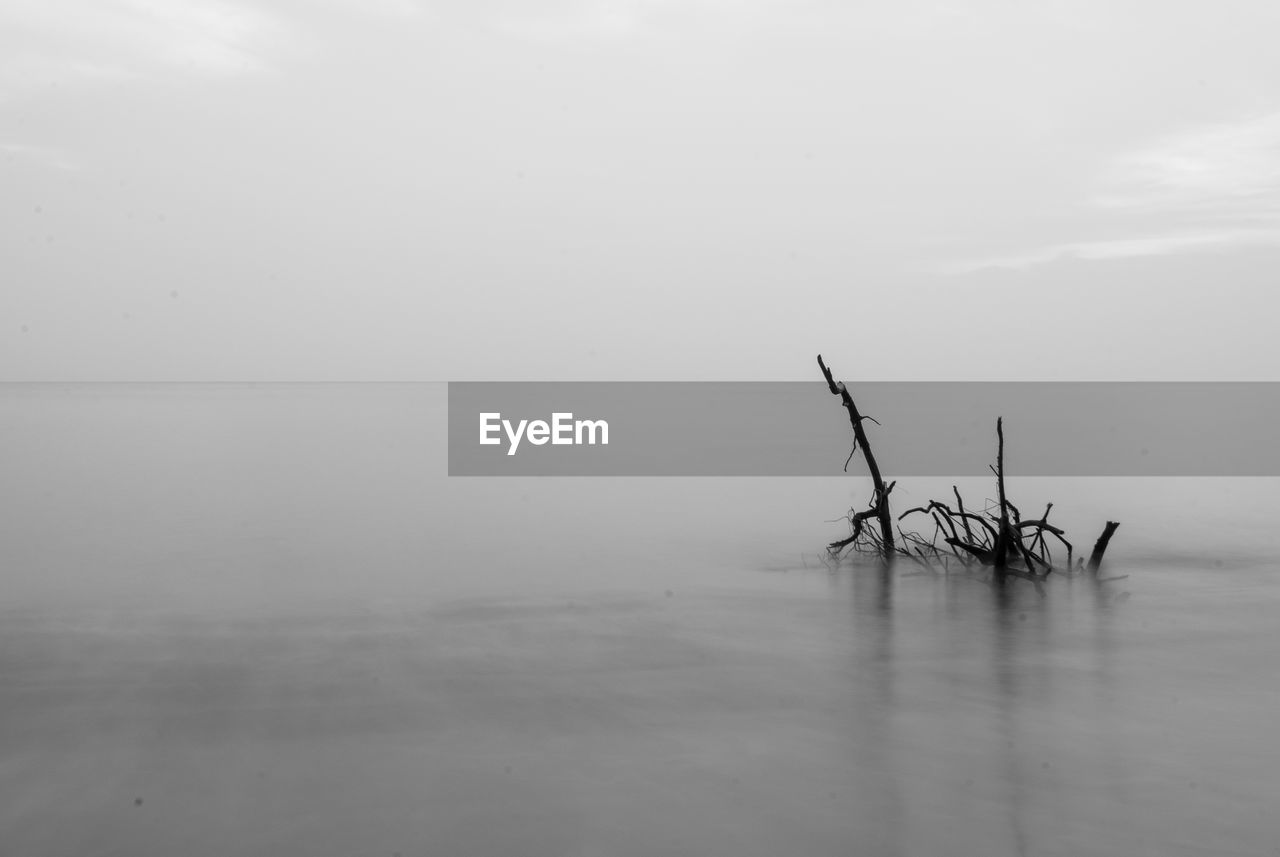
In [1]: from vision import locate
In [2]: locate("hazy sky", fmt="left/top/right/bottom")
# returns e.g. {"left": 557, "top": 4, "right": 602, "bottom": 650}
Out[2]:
{"left": 3, "top": 0, "right": 1279, "bottom": 381}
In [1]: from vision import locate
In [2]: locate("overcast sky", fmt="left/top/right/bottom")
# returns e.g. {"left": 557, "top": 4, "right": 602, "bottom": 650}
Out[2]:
{"left": 3, "top": 0, "right": 1279, "bottom": 381}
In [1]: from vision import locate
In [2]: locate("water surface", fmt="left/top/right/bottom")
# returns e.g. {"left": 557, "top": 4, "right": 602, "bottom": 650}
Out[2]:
{"left": 2, "top": 385, "right": 1277, "bottom": 856}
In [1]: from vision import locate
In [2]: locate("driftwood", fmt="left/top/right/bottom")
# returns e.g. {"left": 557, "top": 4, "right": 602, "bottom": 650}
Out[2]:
{"left": 818, "top": 355, "right": 895, "bottom": 556}
{"left": 992, "top": 417, "right": 1012, "bottom": 569}
{"left": 1087, "top": 522, "right": 1121, "bottom": 574}
{"left": 820, "top": 354, "right": 1120, "bottom": 582}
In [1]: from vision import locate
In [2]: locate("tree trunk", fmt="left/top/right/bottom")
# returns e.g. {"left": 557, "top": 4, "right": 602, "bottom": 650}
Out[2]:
{"left": 1086, "top": 521, "right": 1120, "bottom": 573}
{"left": 817, "top": 355, "right": 895, "bottom": 556}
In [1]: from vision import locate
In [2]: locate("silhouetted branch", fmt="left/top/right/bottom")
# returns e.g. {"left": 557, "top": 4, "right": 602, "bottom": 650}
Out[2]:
{"left": 1086, "top": 521, "right": 1121, "bottom": 574}
{"left": 818, "top": 355, "right": 895, "bottom": 556}
{"left": 817, "top": 355, "right": 1119, "bottom": 583}
{"left": 992, "top": 417, "right": 1012, "bottom": 570}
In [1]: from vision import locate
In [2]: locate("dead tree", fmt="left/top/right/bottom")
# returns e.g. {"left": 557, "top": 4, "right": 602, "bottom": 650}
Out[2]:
{"left": 1086, "top": 522, "right": 1120, "bottom": 574}
{"left": 818, "top": 354, "right": 895, "bottom": 557}
{"left": 894, "top": 418, "right": 1082, "bottom": 580}
{"left": 870, "top": 428, "right": 1112, "bottom": 583}
{"left": 818, "top": 358, "right": 1121, "bottom": 582}
{"left": 992, "top": 417, "right": 1012, "bottom": 569}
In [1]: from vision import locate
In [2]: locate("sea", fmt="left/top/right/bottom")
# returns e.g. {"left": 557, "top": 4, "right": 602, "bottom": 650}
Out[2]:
{"left": 2, "top": 384, "right": 1277, "bottom": 856}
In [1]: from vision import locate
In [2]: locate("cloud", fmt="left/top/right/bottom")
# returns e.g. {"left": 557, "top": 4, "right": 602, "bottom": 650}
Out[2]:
{"left": 320, "top": 0, "right": 425, "bottom": 16}
{"left": 478, "top": 0, "right": 767, "bottom": 42}
{"left": 0, "top": 0, "right": 287, "bottom": 100}
{"left": 0, "top": 141, "right": 82, "bottom": 171}
{"left": 1095, "top": 112, "right": 1280, "bottom": 214}
{"left": 493, "top": 2, "right": 647, "bottom": 40}
{"left": 930, "top": 227, "right": 1280, "bottom": 274}
{"left": 933, "top": 111, "right": 1280, "bottom": 273}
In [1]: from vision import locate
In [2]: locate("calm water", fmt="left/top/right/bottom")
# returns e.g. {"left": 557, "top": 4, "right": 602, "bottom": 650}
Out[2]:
{"left": 2, "top": 385, "right": 1278, "bottom": 856}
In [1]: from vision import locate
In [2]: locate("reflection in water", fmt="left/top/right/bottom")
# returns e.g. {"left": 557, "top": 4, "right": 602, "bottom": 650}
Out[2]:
{"left": 3, "top": 387, "right": 1279, "bottom": 856}
{"left": 848, "top": 562, "right": 902, "bottom": 857}
{"left": 4, "top": 556, "right": 1280, "bottom": 856}
{"left": 1087, "top": 573, "right": 1131, "bottom": 828}
{"left": 991, "top": 575, "right": 1042, "bottom": 857}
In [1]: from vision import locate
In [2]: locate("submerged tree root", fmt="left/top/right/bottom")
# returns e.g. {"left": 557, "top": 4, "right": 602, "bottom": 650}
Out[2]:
{"left": 818, "top": 354, "right": 1120, "bottom": 580}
